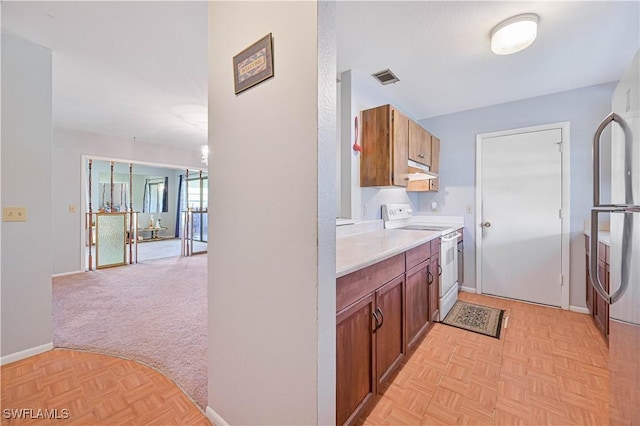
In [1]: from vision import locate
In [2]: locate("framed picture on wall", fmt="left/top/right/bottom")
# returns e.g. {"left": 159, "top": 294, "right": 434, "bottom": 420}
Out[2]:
{"left": 233, "top": 33, "right": 274, "bottom": 94}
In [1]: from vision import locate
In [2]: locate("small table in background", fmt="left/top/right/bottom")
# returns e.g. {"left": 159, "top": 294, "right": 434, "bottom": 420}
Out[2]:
{"left": 138, "top": 226, "right": 168, "bottom": 240}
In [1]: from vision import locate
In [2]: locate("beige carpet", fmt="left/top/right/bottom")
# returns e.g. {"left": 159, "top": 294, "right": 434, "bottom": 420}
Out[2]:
{"left": 52, "top": 255, "right": 207, "bottom": 408}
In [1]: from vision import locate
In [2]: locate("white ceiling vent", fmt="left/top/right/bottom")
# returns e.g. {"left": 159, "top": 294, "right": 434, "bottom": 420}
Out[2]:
{"left": 372, "top": 69, "right": 400, "bottom": 85}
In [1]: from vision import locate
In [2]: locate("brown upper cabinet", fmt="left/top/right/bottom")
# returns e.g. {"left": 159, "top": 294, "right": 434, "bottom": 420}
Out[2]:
{"left": 428, "top": 136, "right": 440, "bottom": 192}
{"left": 361, "top": 104, "right": 440, "bottom": 192}
{"left": 360, "top": 105, "right": 409, "bottom": 187}
{"left": 408, "top": 120, "right": 431, "bottom": 167}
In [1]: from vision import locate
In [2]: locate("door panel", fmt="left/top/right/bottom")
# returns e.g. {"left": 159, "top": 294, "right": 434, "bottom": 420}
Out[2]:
{"left": 392, "top": 110, "right": 409, "bottom": 187}
{"left": 481, "top": 128, "right": 562, "bottom": 306}
{"left": 430, "top": 255, "right": 440, "bottom": 322}
{"left": 336, "top": 294, "right": 375, "bottom": 425}
{"left": 409, "top": 120, "right": 431, "bottom": 166}
{"left": 375, "top": 275, "right": 404, "bottom": 385}
{"left": 405, "top": 262, "right": 429, "bottom": 350}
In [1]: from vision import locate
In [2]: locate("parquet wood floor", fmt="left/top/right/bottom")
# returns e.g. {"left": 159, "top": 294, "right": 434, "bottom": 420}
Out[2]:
{"left": 0, "top": 349, "right": 210, "bottom": 425}
{"left": 358, "top": 292, "right": 610, "bottom": 426}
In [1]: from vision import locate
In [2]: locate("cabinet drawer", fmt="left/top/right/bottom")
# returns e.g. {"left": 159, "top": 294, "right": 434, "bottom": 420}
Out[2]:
{"left": 337, "top": 254, "right": 405, "bottom": 312}
{"left": 406, "top": 243, "right": 431, "bottom": 271}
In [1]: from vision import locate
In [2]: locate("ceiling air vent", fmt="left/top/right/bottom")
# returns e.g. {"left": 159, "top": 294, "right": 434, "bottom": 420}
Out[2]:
{"left": 372, "top": 69, "right": 400, "bottom": 85}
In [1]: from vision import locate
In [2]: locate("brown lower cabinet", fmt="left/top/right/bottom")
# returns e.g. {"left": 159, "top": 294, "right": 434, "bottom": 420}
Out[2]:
{"left": 594, "top": 258, "right": 609, "bottom": 335}
{"left": 337, "top": 239, "right": 442, "bottom": 425}
{"left": 336, "top": 294, "right": 376, "bottom": 426}
{"left": 405, "top": 260, "right": 430, "bottom": 351}
{"left": 585, "top": 235, "right": 610, "bottom": 340}
{"left": 429, "top": 252, "right": 440, "bottom": 323}
{"left": 336, "top": 274, "right": 405, "bottom": 426}
{"left": 375, "top": 276, "right": 405, "bottom": 385}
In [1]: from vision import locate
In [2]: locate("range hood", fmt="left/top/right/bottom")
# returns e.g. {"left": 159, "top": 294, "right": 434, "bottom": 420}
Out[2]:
{"left": 407, "top": 159, "right": 439, "bottom": 180}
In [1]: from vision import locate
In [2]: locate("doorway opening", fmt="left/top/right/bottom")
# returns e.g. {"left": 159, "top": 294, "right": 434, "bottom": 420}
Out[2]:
{"left": 54, "top": 154, "right": 210, "bottom": 408}
{"left": 475, "top": 122, "right": 570, "bottom": 309}
{"left": 81, "top": 156, "right": 207, "bottom": 269}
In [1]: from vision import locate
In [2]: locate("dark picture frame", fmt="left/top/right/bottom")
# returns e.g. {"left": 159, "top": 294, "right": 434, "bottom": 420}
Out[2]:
{"left": 233, "top": 33, "right": 274, "bottom": 94}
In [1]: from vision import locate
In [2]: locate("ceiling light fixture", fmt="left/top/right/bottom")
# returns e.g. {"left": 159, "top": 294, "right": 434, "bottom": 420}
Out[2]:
{"left": 490, "top": 13, "right": 539, "bottom": 55}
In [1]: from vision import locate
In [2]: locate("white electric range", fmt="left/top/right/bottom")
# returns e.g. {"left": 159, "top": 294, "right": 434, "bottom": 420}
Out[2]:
{"left": 382, "top": 204, "right": 463, "bottom": 320}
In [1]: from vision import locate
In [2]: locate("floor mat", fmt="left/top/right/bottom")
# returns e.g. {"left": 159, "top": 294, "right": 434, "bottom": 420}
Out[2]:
{"left": 441, "top": 300, "right": 505, "bottom": 338}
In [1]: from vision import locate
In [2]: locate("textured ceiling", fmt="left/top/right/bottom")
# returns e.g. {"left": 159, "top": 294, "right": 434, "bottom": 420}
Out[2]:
{"left": 2, "top": 1, "right": 208, "bottom": 148}
{"left": 337, "top": 1, "right": 640, "bottom": 120}
{"left": 2, "top": 2, "right": 638, "bottom": 147}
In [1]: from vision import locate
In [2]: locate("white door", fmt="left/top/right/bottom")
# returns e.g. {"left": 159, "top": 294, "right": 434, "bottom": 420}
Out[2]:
{"left": 480, "top": 128, "right": 563, "bottom": 306}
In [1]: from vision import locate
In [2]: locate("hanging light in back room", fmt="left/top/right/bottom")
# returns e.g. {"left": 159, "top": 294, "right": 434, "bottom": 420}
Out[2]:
{"left": 201, "top": 145, "right": 209, "bottom": 166}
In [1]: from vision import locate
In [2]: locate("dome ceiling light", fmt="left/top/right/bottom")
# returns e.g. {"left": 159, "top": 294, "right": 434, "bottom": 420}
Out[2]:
{"left": 490, "top": 13, "right": 539, "bottom": 55}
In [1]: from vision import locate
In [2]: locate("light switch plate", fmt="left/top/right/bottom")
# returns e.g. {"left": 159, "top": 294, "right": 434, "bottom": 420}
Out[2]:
{"left": 3, "top": 206, "right": 27, "bottom": 222}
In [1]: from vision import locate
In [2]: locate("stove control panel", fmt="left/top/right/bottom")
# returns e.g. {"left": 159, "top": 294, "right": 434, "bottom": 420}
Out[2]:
{"left": 382, "top": 204, "right": 413, "bottom": 221}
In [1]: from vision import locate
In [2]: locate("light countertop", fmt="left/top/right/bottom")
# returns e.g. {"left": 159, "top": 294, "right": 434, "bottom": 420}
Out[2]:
{"left": 336, "top": 229, "right": 441, "bottom": 278}
{"left": 584, "top": 229, "right": 611, "bottom": 246}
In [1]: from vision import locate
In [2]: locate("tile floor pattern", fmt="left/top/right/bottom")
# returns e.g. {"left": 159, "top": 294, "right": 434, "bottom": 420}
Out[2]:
{"left": 0, "top": 349, "right": 210, "bottom": 425}
{"left": 357, "top": 292, "right": 610, "bottom": 426}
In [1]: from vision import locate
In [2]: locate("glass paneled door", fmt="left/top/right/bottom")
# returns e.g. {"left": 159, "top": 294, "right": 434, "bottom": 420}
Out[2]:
{"left": 187, "top": 175, "right": 208, "bottom": 243}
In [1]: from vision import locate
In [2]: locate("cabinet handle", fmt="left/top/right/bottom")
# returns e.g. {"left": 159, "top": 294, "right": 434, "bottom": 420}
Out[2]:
{"left": 372, "top": 310, "right": 381, "bottom": 333}
{"left": 427, "top": 266, "right": 433, "bottom": 285}
{"left": 438, "top": 264, "right": 443, "bottom": 276}
{"left": 376, "top": 307, "right": 384, "bottom": 329}
{"left": 418, "top": 154, "right": 425, "bottom": 158}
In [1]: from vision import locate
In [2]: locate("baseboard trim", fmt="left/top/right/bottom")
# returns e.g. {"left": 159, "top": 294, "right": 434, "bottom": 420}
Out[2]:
{"left": 569, "top": 305, "right": 590, "bottom": 315}
{"left": 1, "top": 342, "right": 53, "bottom": 366}
{"left": 459, "top": 286, "right": 476, "bottom": 294}
{"left": 206, "top": 406, "right": 229, "bottom": 426}
{"left": 52, "top": 270, "right": 84, "bottom": 278}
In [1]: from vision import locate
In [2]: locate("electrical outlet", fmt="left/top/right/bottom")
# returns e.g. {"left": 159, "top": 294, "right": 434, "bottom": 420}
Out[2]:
{"left": 466, "top": 204, "right": 473, "bottom": 215}
{"left": 3, "top": 206, "right": 27, "bottom": 222}
{"left": 69, "top": 204, "right": 77, "bottom": 213}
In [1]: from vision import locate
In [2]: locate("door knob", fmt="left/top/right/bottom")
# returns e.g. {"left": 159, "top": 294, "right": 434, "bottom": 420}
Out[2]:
{"left": 481, "top": 221, "right": 491, "bottom": 228}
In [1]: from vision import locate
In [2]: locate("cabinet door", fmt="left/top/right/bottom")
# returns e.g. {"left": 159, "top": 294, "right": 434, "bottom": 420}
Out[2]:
{"left": 605, "top": 263, "right": 610, "bottom": 335}
{"left": 336, "top": 294, "right": 376, "bottom": 426}
{"left": 405, "top": 261, "right": 430, "bottom": 350}
{"left": 408, "top": 120, "right": 431, "bottom": 166}
{"left": 392, "top": 109, "right": 409, "bottom": 187}
{"left": 585, "top": 236, "right": 594, "bottom": 315}
{"left": 594, "top": 258, "right": 608, "bottom": 337}
{"left": 430, "top": 135, "right": 440, "bottom": 173}
{"left": 586, "top": 254, "right": 594, "bottom": 315}
{"left": 457, "top": 237, "right": 464, "bottom": 288}
{"left": 427, "top": 135, "right": 441, "bottom": 192}
{"left": 375, "top": 275, "right": 405, "bottom": 386}
{"left": 361, "top": 105, "right": 392, "bottom": 187}
{"left": 429, "top": 255, "right": 440, "bottom": 323}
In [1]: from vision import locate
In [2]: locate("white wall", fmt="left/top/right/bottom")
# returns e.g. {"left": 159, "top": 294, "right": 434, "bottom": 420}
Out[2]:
{"left": 418, "top": 82, "right": 616, "bottom": 308}
{"left": 1, "top": 34, "right": 53, "bottom": 357}
{"left": 208, "top": 2, "right": 335, "bottom": 425}
{"left": 339, "top": 69, "right": 417, "bottom": 220}
{"left": 52, "top": 127, "right": 201, "bottom": 274}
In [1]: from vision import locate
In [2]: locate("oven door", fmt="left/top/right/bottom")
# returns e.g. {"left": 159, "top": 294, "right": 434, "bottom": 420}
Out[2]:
{"left": 440, "top": 232, "right": 460, "bottom": 296}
